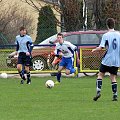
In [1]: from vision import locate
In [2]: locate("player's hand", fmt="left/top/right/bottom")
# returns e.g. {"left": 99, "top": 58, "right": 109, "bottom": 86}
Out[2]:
{"left": 92, "top": 49, "right": 96, "bottom": 52}
{"left": 8, "top": 51, "right": 18, "bottom": 58}
{"left": 59, "top": 52, "right": 63, "bottom": 57}
{"left": 26, "top": 52, "right": 30, "bottom": 56}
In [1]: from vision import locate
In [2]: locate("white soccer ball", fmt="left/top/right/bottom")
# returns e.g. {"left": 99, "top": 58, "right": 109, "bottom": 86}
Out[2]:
{"left": 45, "top": 80, "right": 54, "bottom": 88}
{"left": 1, "top": 73, "right": 8, "bottom": 78}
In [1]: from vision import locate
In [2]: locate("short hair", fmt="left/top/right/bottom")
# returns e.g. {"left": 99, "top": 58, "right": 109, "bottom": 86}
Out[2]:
{"left": 19, "top": 26, "right": 26, "bottom": 31}
{"left": 106, "top": 18, "right": 115, "bottom": 29}
{"left": 57, "top": 33, "right": 63, "bottom": 37}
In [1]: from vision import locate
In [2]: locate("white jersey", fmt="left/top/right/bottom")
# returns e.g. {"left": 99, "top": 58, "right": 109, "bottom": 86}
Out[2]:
{"left": 54, "top": 41, "right": 77, "bottom": 58}
{"left": 100, "top": 30, "right": 120, "bottom": 67}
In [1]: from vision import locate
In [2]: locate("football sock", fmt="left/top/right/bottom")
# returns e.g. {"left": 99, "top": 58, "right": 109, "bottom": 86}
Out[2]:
{"left": 57, "top": 72, "right": 61, "bottom": 82}
{"left": 111, "top": 82, "right": 117, "bottom": 96}
{"left": 19, "top": 71, "right": 26, "bottom": 80}
{"left": 70, "top": 68, "right": 75, "bottom": 74}
{"left": 27, "top": 72, "right": 31, "bottom": 81}
{"left": 96, "top": 79, "right": 102, "bottom": 94}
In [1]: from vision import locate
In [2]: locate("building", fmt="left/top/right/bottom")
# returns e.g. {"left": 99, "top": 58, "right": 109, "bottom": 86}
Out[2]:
{"left": 1, "top": 0, "right": 60, "bottom": 42}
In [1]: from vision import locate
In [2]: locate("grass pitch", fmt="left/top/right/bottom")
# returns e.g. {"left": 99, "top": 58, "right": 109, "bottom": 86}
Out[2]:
{"left": 0, "top": 75, "right": 119, "bottom": 120}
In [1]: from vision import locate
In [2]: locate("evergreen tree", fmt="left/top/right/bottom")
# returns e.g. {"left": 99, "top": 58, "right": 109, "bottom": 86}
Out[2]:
{"left": 35, "top": 5, "right": 57, "bottom": 44}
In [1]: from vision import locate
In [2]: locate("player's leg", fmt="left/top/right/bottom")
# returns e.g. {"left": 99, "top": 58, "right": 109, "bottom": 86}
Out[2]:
{"left": 52, "top": 56, "right": 60, "bottom": 69}
{"left": 109, "top": 67, "right": 118, "bottom": 101}
{"left": 25, "top": 56, "right": 32, "bottom": 84}
{"left": 93, "top": 72, "right": 104, "bottom": 101}
{"left": 25, "top": 66, "right": 31, "bottom": 84}
{"left": 110, "top": 74, "right": 117, "bottom": 101}
{"left": 55, "top": 57, "right": 66, "bottom": 84}
{"left": 17, "top": 56, "right": 26, "bottom": 84}
{"left": 93, "top": 64, "right": 105, "bottom": 101}
{"left": 55, "top": 66, "right": 64, "bottom": 84}
{"left": 65, "top": 57, "right": 76, "bottom": 75}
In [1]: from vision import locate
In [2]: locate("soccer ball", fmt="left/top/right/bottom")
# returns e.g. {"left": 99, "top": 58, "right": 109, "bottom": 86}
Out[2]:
{"left": 1, "top": 73, "right": 8, "bottom": 78}
{"left": 45, "top": 80, "right": 54, "bottom": 88}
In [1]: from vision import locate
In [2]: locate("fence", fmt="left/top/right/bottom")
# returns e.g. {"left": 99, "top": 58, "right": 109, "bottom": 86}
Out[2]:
{"left": 80, "top": 48, "right": 105, "bottom": 72}
{"left": 0, "top": 44, "right": 106, "bottom": 75}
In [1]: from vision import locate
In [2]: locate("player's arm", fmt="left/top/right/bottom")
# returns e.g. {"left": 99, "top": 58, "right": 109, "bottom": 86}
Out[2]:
{"left": 52, "top": 56, "right": 59, "bottom": 67}
{"left": 27, "top": 41, "right": 34, "bottom": 53}
{"left": 92, "top": 46, "right": 103, "bottom": 52}
{"left": 92, "top": 34, "right": 106, "bottom": 52}
{"left": 49, "top": 35, "right": 57, "bottom": 44}
{"left": 52, "top": 49, "right": 61, "bottom": 68}
{"left": 26, "top": 37, "right": 34, "bottom": 56}
{"left": 69, "top": 42, "right": 80, "bottom": 64}
{"left": 54, "top": 49, "right": 61, "bottom": 57}
{"left": 9, "top": 40, "right": 19, "bottom": 58}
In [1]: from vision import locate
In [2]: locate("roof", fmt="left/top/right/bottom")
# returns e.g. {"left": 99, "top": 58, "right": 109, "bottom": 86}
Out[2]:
{"left": 62, "top": 30, "right": 107, "bottom": 36}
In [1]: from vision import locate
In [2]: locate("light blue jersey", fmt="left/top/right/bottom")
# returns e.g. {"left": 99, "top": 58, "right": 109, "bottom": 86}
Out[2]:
{"left": 100, "top": 30, "right": 120, "bottom": 67}
{"left": 15, "top": 35, "right": 33, "bottom": 53}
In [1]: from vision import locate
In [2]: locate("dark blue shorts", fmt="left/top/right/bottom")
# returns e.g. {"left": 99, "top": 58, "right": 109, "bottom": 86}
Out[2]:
{"left": 100, "top": 64, "right": 118, "bottom": 75}
{"left": 17, "top": 52, "right": 32, "bottom": 66}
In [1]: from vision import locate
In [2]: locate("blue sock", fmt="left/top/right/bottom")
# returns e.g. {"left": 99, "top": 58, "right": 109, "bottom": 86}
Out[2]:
{"left": 27, "top": 72, "right": 31, "bottom": 81}
{"left": 19, "top": 71, "right": 26, "bottom": 80}
{"left": 57, "top": 72, "right": 61, "bottom": 82}
{"left": 111, "top": 82, "right": 117, "bottom": 95}
{"left": 96, "top": 79, "right": 102, "bottom": 94}
{"left": 70, "top": 68, "right": 75, "bottom": 74}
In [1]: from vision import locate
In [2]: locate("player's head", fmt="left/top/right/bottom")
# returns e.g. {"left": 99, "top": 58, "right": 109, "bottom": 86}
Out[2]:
{"left": 19, "top": 26, "right": 27, "bottom": 36}
{"left": 106, "top": 18, "right": 115, "bottom": 29}
{"left": 57, "top": 33, "right": 64, "bottom": 44}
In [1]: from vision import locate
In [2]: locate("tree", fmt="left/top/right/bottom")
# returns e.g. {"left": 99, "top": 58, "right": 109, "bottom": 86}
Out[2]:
{"left": 0, "top": 2, "right": 35, "bottom": 45}
{"left": 103, "top": 0, "right": 120, "bottom": 30}
{"left": 59, "top": 0, "right": 83, "bottom": 31}
{"left": 22, "top": 0, "right": 88, "bottom": 32}
{"left": 92, "top": 0, "right": 120, "bottom": 30}
{"left": 35, "top": 5, "right": 57, "bottom": 43}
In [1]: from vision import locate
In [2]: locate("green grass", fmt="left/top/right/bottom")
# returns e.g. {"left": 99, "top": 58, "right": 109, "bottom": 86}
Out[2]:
{"left": 0, "top": 75, "right": 119, "bottom": 120}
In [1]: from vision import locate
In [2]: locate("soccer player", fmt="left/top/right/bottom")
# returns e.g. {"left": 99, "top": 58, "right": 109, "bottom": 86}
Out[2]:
{"left": 15, "top": 26, "right": 33, "bottom": 84}
{"left": 92, "top": 18, "right": 120, "bottom": 101}
{"left": 54, "top": 33, "right": 79, "bottom": 84}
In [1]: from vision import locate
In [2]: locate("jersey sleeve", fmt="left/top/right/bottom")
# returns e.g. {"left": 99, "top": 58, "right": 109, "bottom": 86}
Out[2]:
{"left": 27, "top": 36, "right": 34, "bottom": 53}
{"left": 15, "top": 36, "right": 17, "bottom": 45}
{"left": 54, "top": 44, "right": 61, "bottom": 57}
{"left": 67, "top": 41, "right": 77, "bottom": 50}
{"left": 99, "top": 34, "right": 107, "bottom": 48}
{"left": 15, "top": 37, "right": 19, "bottom": 51}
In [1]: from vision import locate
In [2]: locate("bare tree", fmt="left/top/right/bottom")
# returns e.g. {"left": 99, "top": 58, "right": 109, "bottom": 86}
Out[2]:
{"left": 21, "top": 0, "right": 62, "bottom": 27}
{"left": 0, "top": 2, "right": 35, "bottom": 44}
{"left": 22, "top": 0, "right": 85, "bottom": 32}
{"left": 92, "top": 0, "right": 120, "bottom": 30}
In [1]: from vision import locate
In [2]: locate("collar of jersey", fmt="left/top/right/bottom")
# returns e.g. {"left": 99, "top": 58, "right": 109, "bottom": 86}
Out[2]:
{"left": 20, "top": 35, "right": 25, "bottom": 37}
{"left": 108, "top": 29, "right": 115, "bottom": 32}
{"left": 60, "top": 41, "right": 64, "bottom": 45}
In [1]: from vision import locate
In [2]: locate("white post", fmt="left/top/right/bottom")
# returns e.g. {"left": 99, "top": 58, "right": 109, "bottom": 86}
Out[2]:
{"left": 83, "top": 0, "right": 85, "bottom": 30}
{"left": 83, "top": 0, "right": 87, "bottom": 30}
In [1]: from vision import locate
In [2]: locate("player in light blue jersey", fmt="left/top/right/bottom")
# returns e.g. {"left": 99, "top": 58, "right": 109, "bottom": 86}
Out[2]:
{"left": 15, "top": 26, "right": 33, "bottom": 84}
{"left": 54, "top": 33, "right": 79, "bottom": 84}
{"left": 92, "top": 18, "right": 120, "bottom": 101}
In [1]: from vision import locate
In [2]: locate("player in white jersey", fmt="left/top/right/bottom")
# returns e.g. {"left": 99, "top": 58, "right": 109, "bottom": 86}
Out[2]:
{"left": 54, "top": 33, "right": 79, "bottom": 84}
{"left": 92, "top": 18, "right": 120, "bottom": 101}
